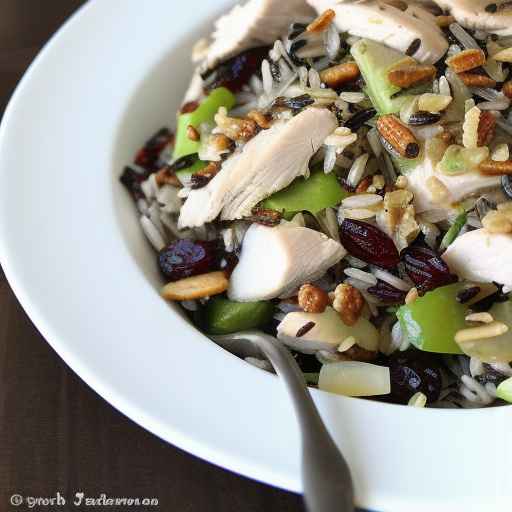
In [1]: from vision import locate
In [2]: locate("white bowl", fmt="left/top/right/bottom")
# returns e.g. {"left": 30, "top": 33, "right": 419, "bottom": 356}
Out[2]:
{"left": 0, "top": 1, "right": 510, "bottom": 510}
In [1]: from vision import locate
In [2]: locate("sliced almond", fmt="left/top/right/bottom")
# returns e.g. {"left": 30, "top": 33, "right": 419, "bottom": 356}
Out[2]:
{"left": 320, "top": 62, "right": 360, "bottom": 88}
{"left": 465, "top": 312, "right": 494, "bottom": 324}
{"left": 435, "top": 15, "right": 455, "bottom": 28}
{"left": 161, "top": 271, "right": 229, "bottom": 301}
{"left": 479, "top": 159, "right": 512, "bottom": 176}
{"left": 493, "top": 47, "right": 512, "bottom": 63}
{"left": 388, "top": 65, "right": 437, "bottom": 89}
{"left": 307, "top": 8, "right": 336, "bottom": 33}
{"left": 458, "top": 72, "right": 497, "bottom": 88}
{"left": 446, "top": 48, "right": 486, "bottom": 73}
{"left": 417, "top": 93, "right": 452, "bottom": 113}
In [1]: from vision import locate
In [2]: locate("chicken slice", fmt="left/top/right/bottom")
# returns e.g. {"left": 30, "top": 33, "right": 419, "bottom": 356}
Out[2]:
{"left": 406, "top": 149, "right": 501, "bottom": 214}
{"left": 228, "top": 223, "right": 346, "bottom": 302}
{"left": 307, "top": 0, "right": 448, "bottom": 63}
{"left": 442, "top": 229, "right": 512, "bottom": 286}
{"left": 178, "top": 107, "right": 337, "bottom": 229}
{"left": 437, "top": 1, "right": 512, "bottom": 36}
{"left": 205, "top": 0, "right": 315, "bottom": 69}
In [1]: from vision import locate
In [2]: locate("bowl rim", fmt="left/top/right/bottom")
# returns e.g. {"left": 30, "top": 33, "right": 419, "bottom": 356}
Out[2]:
{"left": 0, "top": 1, "right": 510, "bottom": 511}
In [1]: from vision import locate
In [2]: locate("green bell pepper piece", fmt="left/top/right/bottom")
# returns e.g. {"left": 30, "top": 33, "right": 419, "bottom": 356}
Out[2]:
{"left": 173, "top": 87, "right": 236, "bottom": 180}
{"left": 261, "top": 169, "right": 347, "bottom": 220}
{"left": 397, "top": 283, "right": 467, "bottom": 354}
{"left": 204, "top": 297, "right": 275, "bottom": 335}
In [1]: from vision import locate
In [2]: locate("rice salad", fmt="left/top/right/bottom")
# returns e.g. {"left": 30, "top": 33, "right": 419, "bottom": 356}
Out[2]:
{"left": 120, "top": 0, "right": 512, "bottom": 408}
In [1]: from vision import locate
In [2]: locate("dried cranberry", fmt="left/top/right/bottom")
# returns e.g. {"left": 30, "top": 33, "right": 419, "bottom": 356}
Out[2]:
{"left": 135, "top": 127, "right": 174, "bottom": 171}
{"left": 381, "top": 350, "right": 442, "bottom": 404}
{"left": 401, "top": 244, "right": 457, "bottom": 293}
{"left": 202, "top": 47, "right": 269, "bottom": 93}
{"left": 120, "top": 166, "right": 145, "bottom": 201}
{"left": 158, "top": 240, "right": 218, "bottom": 281}
{"left": 367, "top": 280, "right": 406, "bottom": 304}
{"left": 339, "top": 220, "right": 400, "bottom": 269}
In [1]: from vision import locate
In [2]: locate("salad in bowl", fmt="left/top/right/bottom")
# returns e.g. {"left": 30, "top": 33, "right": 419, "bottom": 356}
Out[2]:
{"left": 120, "top": 0, "right": 512, "bottom": 409}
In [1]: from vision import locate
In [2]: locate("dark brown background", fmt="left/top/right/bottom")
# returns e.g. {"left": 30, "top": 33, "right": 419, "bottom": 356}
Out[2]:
{"left": 0, "top": 2, "right": 304, "bottom": 510}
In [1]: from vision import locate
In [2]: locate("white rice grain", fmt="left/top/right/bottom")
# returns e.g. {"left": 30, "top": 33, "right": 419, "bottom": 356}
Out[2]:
{"left": 346, "top": 153, "right": 370, "bottom": 188}
{"left": 324, "top": 22, "right": 341, "bottom": 61}
{"left": 339, "top": 92, "right": 366, "bottom": 104}
{"left": 371, "top": 268, "right": 412, "bottom": 292}
{"left": 449, "top": 23, "right": 479, "bottom": 50}
{"left": 308, "top": 68, "right": 322, "bottom": 89}
{"left": 439, "top": 76, "right": 451, "bottom": 97}
{"left": 323, "top": 145, "right": 338, "bottom": 173}
{"left": 478, "top": 98, "right": 510, "bottom": 111}
{"left": 261, "top": 59, "right": 273, "bottom": 95}
{"left": 344, "top": 268, "right": 378, "bottom": 285}
{"left": 345, "top": 255, "right": 368, "bottom": 269}
{"left": 140, "top": 215, "right": 166, "bottom": 251}
{"left": 366, "top": 128, "right": 382, "bottom": 158}
{"left": 342, "top": 193, "right": 382, "bottom": 208}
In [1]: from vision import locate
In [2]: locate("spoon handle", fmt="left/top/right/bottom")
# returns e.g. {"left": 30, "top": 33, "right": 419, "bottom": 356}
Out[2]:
{"left": 252, "top": 334, "right": 355, "bottom": 512}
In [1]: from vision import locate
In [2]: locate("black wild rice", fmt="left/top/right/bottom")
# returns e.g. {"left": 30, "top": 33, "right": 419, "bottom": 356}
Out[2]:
{"left": 344, "top": 108, "right": 376, "bottom": 131}
{"left": 406, "top": 38, "right": 421, "bottom": 56}
{"left": 408, "top": 111, "right": 442, "bottom": 125}
{"left": 296, "top": 322, "right": 316, "bottom": 337}
{"left": 456, "top": 286, "right": 481, "bottom": 304}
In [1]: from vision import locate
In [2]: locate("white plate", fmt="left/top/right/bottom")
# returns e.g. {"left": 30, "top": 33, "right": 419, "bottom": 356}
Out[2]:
{"left": 0, "top": 1, "right": 510, "bottom": 510}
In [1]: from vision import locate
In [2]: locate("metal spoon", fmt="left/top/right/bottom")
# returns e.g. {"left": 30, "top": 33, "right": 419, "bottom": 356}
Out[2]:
{"left": 212, "top": 331, "right": 355, "bottom": 512}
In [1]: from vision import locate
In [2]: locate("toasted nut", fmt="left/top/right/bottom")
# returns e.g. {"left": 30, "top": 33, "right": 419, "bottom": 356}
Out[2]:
{"left": 307, "top": 8, "right": 335, "bottom": 32}
{"left": 492, "top": 143, "right": 510, "bottom": 162}
{"left": 298, "top": 283, "right": 330, "bottom": 313}
{"left": 161, "top": 271, "right": 229, "bottom": 301}
{"left": 466, "top": 312, "right": 494, "bottom": 324}
{"left": 405, "top": 287, "right": 418, "bottom": 305}
{"left": 186, "top": 125, "right": 200, "bottom": 141}
{"left": 215, "top": 107, "right": 258, "bottom": 142}
{"left": 462, "top": 106, "right": 481, "bottom": 149}
{"left": 181, "top": 101, "right": 199, "bottom": 114}
{"left": 355, "top": 175, "right": 372, "bottom": 193}
{"left": 247, "top": 110, "right": 272, "bottom": 129}
{"left": 343, "top": 344, "right": 378, "bottom": 362}
{"left": 458, "top": 72, "right": 497, "bottom": 88}
{"left": 455, "top": 321, "right": 509, "bottom": 344}
{"left": 417, "top": 93, "right": 452, "bottom": 113}
{"left": 155, "top": 166, "right": 183, "bottom": 188}
{"left": 210, "top": 133, "right": 235, "bottom": 153}
{"left": 482, "top": 210, "right": 512, "bottom": 234}
{"left": 477, "top": 111, "right": 496, "bottom": 147}
{"left": 446, "top": 48, "right": 486, "bottom": 73}
{"left": 377, "top": 114, "right": 419, "bottom": 159}
{"left": 395, "top": 175, "right": 409, "bottom": 189}
{"left": 372, "top": 174, "right": 386, "bottom": 190}
{"left": 436, "top": 14, "right": 455, "bottom": 27}
{"left": 426, "top": 176, "right": 450, "bottom": 204}
{"left": 493, "top": 47, "right": 512, "bottom": 62}
{"left": 388, "top": 65, "right": 437, "bottom": 89}
{"left": 320, "top": 62, "right": 360, "bottom": 88}
{"left": 190, "top": 161, "right": 221, "bottom": 189}
{"left": 503, "top": 81, "right": 512, "bottom": 99}
{"left": 479, "top": 159, "right": 512, "bottom": 175}
{"left": 497, "top": 201, "right": 512, "bottom": 213}
{"left": 332, "top": 283, "right": 365, "bottom": 326}
{"left": 247, "top": 207, "right": 283, "bottom": 226}
{"left": 439, "top": 130, "right": 454, "bottom": 144}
